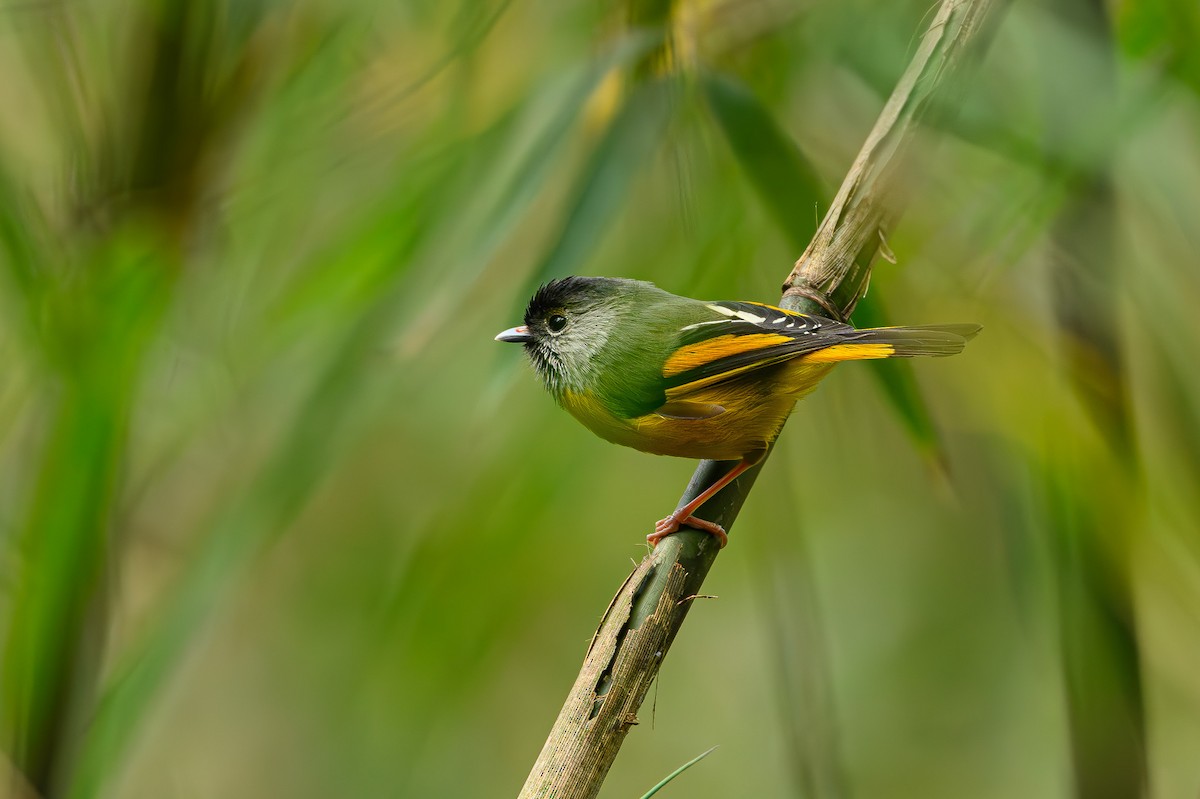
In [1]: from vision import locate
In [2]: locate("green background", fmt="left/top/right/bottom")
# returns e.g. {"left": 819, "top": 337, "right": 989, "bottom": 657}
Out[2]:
{"left": 1, "top": 1, "right": 1198, "bottom": 797}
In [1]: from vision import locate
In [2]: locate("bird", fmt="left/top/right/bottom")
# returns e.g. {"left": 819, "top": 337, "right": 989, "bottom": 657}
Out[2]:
{"left": 496, "top": 276, "right": 979, "bottom": 549}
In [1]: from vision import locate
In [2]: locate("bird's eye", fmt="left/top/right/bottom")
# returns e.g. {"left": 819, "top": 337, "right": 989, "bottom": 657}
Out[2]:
{"left": 547, "top": 314, "right": 567, "bottom": 333}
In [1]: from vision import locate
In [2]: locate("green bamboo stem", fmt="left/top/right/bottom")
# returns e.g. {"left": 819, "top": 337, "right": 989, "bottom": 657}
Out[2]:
{"left": 517, "top": 1, "right": 1009, "bottom": 796}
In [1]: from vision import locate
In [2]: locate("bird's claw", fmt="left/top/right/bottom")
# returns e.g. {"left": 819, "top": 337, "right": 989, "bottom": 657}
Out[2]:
{"left": 647, "top": 514, "right": 728, "bottom": 549}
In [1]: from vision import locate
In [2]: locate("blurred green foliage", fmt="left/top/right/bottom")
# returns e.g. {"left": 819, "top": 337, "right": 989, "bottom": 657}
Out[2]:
{"left": 0, "top": 1, "right": 1198, "bottom": 798}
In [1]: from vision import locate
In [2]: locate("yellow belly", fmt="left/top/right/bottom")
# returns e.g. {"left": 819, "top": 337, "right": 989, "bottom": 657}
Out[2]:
{"left": 561, "top": 361, "right": 835, "bottom": 461}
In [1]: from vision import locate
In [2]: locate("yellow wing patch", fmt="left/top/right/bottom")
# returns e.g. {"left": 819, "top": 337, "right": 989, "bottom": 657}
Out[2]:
{"left": 663, "top": 333, "right": 793, "bottom": 378}
{"left": 801, "top": 343, "right": 894, "bottom": 363}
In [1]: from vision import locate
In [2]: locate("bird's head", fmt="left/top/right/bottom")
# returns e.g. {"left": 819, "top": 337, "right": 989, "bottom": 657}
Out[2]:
{"left": 496, "top": 276, "right": 646, "bottom": 397}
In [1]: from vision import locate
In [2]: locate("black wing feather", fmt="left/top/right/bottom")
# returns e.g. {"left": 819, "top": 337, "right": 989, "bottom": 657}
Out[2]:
{"left": 664, "top": 302, "right": 853, "bottom": 391}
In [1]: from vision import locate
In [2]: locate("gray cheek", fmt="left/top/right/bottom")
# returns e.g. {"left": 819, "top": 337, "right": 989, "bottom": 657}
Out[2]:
{"left": 560, "top": 323, "right": 612, "bottom": 388}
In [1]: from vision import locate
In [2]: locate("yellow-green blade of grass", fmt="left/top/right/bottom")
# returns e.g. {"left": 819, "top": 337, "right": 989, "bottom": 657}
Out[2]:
{"left": 640, "top": 745, "right": 719, "bottom": 799}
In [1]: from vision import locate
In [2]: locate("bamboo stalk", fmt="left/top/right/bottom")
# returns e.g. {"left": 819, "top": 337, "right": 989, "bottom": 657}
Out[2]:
{"left": 518, "top": 1, "right": 1009, "bottom": 796}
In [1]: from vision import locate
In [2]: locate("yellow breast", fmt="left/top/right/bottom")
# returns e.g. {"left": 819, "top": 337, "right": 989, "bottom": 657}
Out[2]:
{"left": 560, "top": 359, "right": 835, "bottom": 461}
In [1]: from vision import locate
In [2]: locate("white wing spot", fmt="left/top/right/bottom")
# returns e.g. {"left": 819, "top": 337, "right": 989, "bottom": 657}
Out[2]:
{"left": 734, "top": 310, "right": 765, "bottom": 324}
{"left": 707, "top": 304, "right": 738, "bottom": 317}
{"left": 680, "top": 319, "right": 730, "bottom": 331}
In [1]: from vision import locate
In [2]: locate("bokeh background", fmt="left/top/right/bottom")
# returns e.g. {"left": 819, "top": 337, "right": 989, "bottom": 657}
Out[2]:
{"left": 1, "top": 0, "right": 1199, "bottom": 797}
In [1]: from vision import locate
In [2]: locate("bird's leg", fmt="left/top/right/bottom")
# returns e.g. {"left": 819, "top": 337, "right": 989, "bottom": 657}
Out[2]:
{"left": 648, "top": 457, "right": 756, "bottom": 549}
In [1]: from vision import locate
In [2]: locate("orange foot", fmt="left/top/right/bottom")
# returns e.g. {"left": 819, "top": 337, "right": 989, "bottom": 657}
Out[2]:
{"left": 647, "top": 514, "right": 728, "bottom": 549}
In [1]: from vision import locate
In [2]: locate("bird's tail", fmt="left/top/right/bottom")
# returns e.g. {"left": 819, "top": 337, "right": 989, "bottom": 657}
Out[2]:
{"left": 804, "top": 324, "right": 981, "bottom": 363}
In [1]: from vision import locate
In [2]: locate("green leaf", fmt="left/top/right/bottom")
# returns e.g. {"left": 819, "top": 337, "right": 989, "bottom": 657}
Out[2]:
{"left": 702, "top": 71, "right": 825, "bottom": 251}
{"left": 64, "top": 283, "right": 409, "bottom": 799}
{"left": 1, "top": 229, "right": 176, "bottom": 789}
{"left": 440, "top": 29, "right": 662, "bottom": 298}
{"left": 525, "top": 76, "right": 675, "bottom": 292}
{"left": 1115, "top": 0, "right": 1200, "bottom": 96}
{"left": 852, "top": 293, "right": 944, "bottom": 461}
